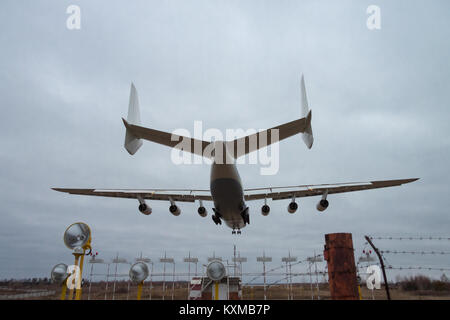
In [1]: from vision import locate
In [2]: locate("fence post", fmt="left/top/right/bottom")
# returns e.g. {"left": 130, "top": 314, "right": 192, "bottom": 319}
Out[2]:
{"left": 323, "top": 233, "right": 359, "bottom": 300}
{"left": 364, "top": 236, "right": 391, "bottom": 300}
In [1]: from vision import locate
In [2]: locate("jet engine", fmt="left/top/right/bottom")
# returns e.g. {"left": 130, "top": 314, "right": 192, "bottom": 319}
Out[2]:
{"left": 316, "top": 199, "right": 329, "bottom": 212}
{"left": 169, "top": 204, "right": 181, "bottom": 216}
{"left": 198, "top": 206, "right": 208, "bottom": 217}
{"left": 261, "top": 204, "right": 270, "bottom": 216}
{"left": 138, "top": 202, "right": 152, "bottom": 215}
{"left": 288, "top": 201, "right": 298, "bottom": 214}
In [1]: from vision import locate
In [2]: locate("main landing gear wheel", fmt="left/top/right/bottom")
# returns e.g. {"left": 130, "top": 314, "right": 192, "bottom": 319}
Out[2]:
{"left": 212, "top": 214, "right": 221, "bottom": 225}
{"left": 240, "top": 208, "right": 250, "bottom": 225}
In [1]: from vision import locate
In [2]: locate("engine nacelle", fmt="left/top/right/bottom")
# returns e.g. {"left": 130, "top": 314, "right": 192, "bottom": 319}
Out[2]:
{"left": 198, "top": 206, "right": 207, "bottom": 217}
{"left": 316, "top": 199, "right": 329, "bottom": 212}
{"left": 288, "top": 201, "right": 298, "bottom": 214}
{"left": 138, "top": 203, "right": 152, "bottom": 215}
{"left": 261, "top": 204, "right": 270, "bottom": 216}
{"left": 169, "top": 204, "right": 181, "bottom": 216}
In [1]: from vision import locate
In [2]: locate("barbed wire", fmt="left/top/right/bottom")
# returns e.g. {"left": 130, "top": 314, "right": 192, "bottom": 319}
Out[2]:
{"left": 381, "top": 250, "right": 450, "bottom": 255}
{"left": 244, "top": 254, "right": 324, "bottom": 285}
{"left": 385, "top": 266, "right": 450, "bottom": 272}
{"left": 368, "top": 236, "right": 450, "bottom": 241}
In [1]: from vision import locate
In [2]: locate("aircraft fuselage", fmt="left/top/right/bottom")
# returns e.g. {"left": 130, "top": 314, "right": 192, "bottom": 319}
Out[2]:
{"left": 210, "top": 161, "right": 248, "bottom": 231}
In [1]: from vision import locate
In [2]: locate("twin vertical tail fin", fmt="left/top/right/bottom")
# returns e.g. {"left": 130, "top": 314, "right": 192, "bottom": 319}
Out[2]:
{"left": 123, "top": 76, "right": 313, "bottom": 157}
{"left": 124, "top": 83, "right": 143, "bottom": 155}
{"left": 300, "top": 75, "right": 314, "bottom": 149}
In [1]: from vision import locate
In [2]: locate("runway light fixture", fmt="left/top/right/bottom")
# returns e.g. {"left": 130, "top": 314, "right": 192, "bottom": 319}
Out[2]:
{"left": 51, "top": 263, "right": 69, "bottom": 284}
{"left": 64, "top": 222, "right": 91, "bottom": 250}
{"left": 63, "top": 222, "right": 92, "bottom": 300}
{"left": 51, "top": 263, "right": 69, "bottom": 300}
{"left": 129, "top": 262, "right": 150, "bottom": 283}
{"left": 206, "top": 260, "right": 226, "bottom": 282}
{"left": 129, "top": 262, "right": 149, "bottom": 300}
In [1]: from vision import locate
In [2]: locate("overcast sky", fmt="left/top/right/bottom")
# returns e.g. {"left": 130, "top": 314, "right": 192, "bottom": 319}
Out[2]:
{"left": 0, "top": 0, "right": 449, "bottom": 283}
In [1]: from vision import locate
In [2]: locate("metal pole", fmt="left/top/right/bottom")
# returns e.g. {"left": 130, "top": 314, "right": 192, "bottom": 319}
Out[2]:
{"left": 104, "top": 263, "right": 110, "bottom": 300}
{"left": 309, "top": 262, "right": 314, "bottom": 299}
{"left": 149, "top": 262, "right": 153, "bottom": 300}
{"left": 88, "top": 263, "right": 94, "bottom": 300}
{"left": 263, "top": 260, "right": 267, "bottom": 300}
{"left": 162, "top": 260, "right": 166, "bottom": 301}
{"left": 75, "top": 250, "right": 86, "bottom": 300}
{"left": 187, "top": 252, "right": 191, "bottom": 298}
{"left": 258, "top": 252, "right": 271, "bottom": 300}
{"left": 172, "top": 262, "right": 175, "bottom": 300}
{"left": 227, "top": 272, "right": 230, "bottom": 300}
{"left": 233, "top": 245, "right": 237, "bottom": 276}
{"left": 285, "top": 262, "right": 289, "bottom": 300}
{"left": 112, "top": 254, "right": 118, "bottom": 300}
{"left": 314, "top": 255, "right": 320, "bottom": 300}
{"left": 127, "top": 277, "right": 131, "bottom": 300}
{"left": 289, "top": 262, "right": 293, "bottom": 300}
{"left": 364, "top": 236, "right": 391, "bottom": 300}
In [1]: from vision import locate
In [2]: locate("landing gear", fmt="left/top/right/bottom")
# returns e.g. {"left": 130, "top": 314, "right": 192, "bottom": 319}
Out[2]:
{"left": 212, "top": 214, "right": 222, "bottom": 225}
{"left": 240, "top": 207, "right": 250, "bottom": 225}
{"left": 232, "top": 228, "right": 241, "bottom": 235}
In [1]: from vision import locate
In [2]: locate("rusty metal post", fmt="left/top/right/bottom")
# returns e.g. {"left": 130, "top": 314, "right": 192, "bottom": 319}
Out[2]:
{"left": 364, "top": 236, "right": 391, "bottom": 300}
{"left": 323, "top": 233, "right": 359, "bottom": 300}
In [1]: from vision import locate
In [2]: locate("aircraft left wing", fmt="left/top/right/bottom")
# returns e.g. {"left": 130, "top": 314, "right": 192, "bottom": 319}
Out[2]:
{"left": 243, "top": 178, "right": 419, "bottom": 201}
{"left": 52, "top": 188, "right": 213, "bottom": 202}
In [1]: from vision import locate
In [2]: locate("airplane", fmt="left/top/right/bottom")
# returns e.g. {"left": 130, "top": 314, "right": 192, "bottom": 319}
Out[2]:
{"left": 53, "top": 76, "right": 418, "bottom": 234}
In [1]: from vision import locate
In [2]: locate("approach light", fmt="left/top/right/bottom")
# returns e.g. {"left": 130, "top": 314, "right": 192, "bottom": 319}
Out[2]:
{"left": 63, "top": 222, "right": 91, "bottom": 250}
{"left": 129, "top": 262, "right": 149, "bottom": 283}
{"left": 206, "top": 260, "right": 226, "bottom": 281}
{"left": 51, "top": 263, "right": 68, "bottom": 284}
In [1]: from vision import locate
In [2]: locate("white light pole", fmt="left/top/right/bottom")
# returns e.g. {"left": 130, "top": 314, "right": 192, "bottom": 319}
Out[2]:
{"left": 184, "top": 252, "right": 199, "bottom": 298}
{"left": 307, "top": 253, "right": 323, "bottom": 300}
{"left": 111, "top": 254, "right": 128, "bottom": 300}
{"left": 282, "top": 252, "right": 297, "bottom": 300}
{"left": 160, "top": 253, "right": 174, "bottom": 300}
{"left": 208, "top": 252, "right": 222, "bottom": 262}
{"left": 257, "top": 252, "right": 272, "bottom": 300}
{"left": 87, "top": 254, "right": 104, "bottom": 300}
{"left": 232, "top": 254, "right": 247, "bottom": 278}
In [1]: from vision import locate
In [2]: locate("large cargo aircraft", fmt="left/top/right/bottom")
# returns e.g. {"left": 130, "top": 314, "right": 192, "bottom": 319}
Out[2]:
{"left": 53, "top": 76, "right": 418, "bottom": 234}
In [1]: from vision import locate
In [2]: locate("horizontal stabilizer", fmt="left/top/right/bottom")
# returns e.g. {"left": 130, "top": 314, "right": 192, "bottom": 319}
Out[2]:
{"left": 122, "top": 118, "right": 210, "bottom": 158}
{"left": 228, "top": 110, "right": 312, "bottom": 158}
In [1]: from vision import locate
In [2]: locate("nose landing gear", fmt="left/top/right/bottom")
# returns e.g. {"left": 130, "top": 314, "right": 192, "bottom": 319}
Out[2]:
{"left": 232, "top": 228, "right": 241, "bottom": 235}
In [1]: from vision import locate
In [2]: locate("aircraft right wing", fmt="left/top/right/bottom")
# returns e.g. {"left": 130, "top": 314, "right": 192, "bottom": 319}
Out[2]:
{"left": 243, "top": 178, "right": 419, "bottom": 201}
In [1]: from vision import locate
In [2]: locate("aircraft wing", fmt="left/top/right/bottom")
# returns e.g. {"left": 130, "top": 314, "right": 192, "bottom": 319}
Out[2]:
{"left": 52, "top": 188, "right": 213, "bottom": 202}
{"left": 243, "top": 178, "right": 419, "bottom": 201}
